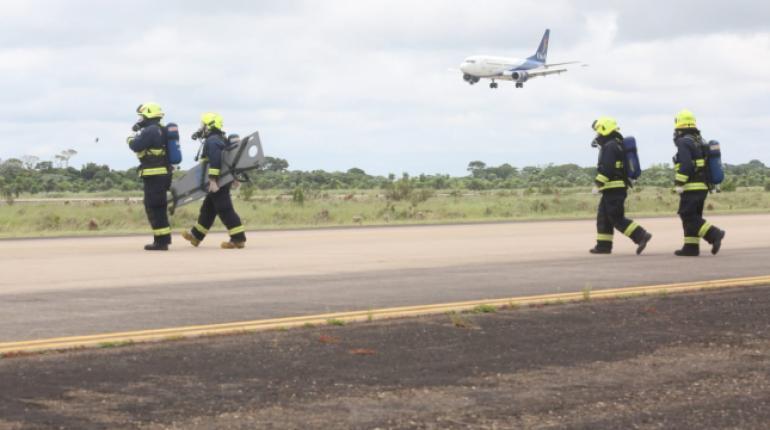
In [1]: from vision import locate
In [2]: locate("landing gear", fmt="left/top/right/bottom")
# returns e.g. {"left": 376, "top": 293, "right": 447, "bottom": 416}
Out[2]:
{"left": 515, "top": 82, "right": 524, "bottom": 88}
{"left": 489, "top": 81, "right": 498, "bottom": 89}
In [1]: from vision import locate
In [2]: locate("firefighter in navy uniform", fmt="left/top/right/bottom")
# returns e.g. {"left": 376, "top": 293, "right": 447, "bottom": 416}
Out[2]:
{"left": 672, "top": 109, "right": 725, "bottom": 256}
{"left": 182, "top": 112, "right": 247, "bottom": 249}
{"left": 128, "top": 102, "right": 172, "bottom": 251}
{"left": 589, "top": 117, "right": 652, "bottom": 255}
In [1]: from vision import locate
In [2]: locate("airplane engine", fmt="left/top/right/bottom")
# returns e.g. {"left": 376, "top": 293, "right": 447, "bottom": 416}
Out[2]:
{"left": 463, "top": 74, "right": 480, "bottom": 84}
{"left": 509, "top": 71, "right": 529, "bottom": 82}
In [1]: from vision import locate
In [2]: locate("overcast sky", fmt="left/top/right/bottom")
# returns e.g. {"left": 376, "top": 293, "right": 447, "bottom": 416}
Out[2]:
{"left": 1, "top": 0, "right": 769, "bottom": 175}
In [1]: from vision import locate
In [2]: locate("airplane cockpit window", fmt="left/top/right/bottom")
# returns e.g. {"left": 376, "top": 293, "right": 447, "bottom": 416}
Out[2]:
{"left": 466, "top": 60, "right": 476, "bottom": 64}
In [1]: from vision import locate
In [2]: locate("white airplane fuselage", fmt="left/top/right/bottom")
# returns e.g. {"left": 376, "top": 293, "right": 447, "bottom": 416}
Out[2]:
{"left": 459, "top": 55, "right": 542, "bottom": 81}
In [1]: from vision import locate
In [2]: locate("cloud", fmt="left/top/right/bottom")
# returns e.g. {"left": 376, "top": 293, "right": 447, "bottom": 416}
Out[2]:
{"left": 0, "top": 1, "right": 768, "bottom": 176}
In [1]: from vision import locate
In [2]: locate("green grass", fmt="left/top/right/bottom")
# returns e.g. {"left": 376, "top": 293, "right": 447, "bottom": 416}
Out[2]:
{"left": 472, "top": 304, "right": 497, "bottom": 314}
{"left": 326, "top": 318, "right": 346, "bottom": 326}
{"left": 1, "top": 187, "right": 769, "bottom": 238}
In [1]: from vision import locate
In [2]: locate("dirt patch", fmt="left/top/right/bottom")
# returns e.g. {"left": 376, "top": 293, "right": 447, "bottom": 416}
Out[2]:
{"left": 1, "top": 287, "right": 769, "bottom": 429}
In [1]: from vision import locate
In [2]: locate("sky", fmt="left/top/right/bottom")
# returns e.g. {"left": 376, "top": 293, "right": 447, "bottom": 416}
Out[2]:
{"left": 1, "top": 0, "right": 769, "bottom": 176}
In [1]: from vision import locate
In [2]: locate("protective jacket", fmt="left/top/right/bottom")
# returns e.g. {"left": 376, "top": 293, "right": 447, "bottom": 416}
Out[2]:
{"left": 673, "top": 129, "right": 708, "bottom": 192}
{"left": 200, "top": 130, "right": 227, "bottom": 179}
{"left": 189, "top": 129, "right": 246, "bottom": 245}
{"left": 129, "top": 119, "right": 169, "bottom": 177}
{"left": 594, "top": 132, "right": 626, "bottom": 191}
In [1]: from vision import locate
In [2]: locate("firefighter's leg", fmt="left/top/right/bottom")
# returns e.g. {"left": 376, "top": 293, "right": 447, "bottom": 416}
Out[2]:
{"left": 590, "top": 193, "right": 613, "bottom": 254}
{"left": 143, "top": 175, "right": 171, "bottom": 250}
{"left": 693, "top": 191, "right": 726, "bottom": 254}
{"left": 604, "top": 189, "right": 652, "bottom": 254}
{"left": 675, "top": 191, "right": 702, "bottom": 256}
{"left": 183, "top": 194, "right": 216, "bottom": 247}
{"left": 211, "top": 184, "right": 246, "bottom": 248}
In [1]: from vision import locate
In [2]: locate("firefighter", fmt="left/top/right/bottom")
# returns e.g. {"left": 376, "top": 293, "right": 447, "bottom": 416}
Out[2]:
{"left": 128, "top": 102, "right": 172, "bottom": 251}
{"left": 589, "top": 117, "right": 652, "bottom": 255}
{"left": 181, "top": 112, "right": 247, "bottom": 249}
{"left": 672, "top": 109, "right": 725, "bottom": 256}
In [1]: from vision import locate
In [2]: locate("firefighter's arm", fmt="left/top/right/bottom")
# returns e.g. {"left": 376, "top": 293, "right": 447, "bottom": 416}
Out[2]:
{"left": 206, "top": 138, "right": 223, "bottom": 179}
{"left": 674, "top": 139, "right": 692, "bottom": 186}
{"left": 128, "top": 126, "right": 161, "bottom": 153}
{"left": 594, "top": 147, "right": 613, "bottom": 187}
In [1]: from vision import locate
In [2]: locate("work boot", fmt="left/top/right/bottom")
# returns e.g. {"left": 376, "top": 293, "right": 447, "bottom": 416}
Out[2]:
{"left": 589, "top": 246, "right": 611, "bottom": 254}
{"left": 144, "top": 243, "right": 169, "bottom": 251}
{"left": 674, "top": 245, "right": 699, "bottom": 257}
{"left": 710, "top": 229, "right": 726, "bottom": 255}
{"left": 636, "top": 232, "right": 652, "bottom": 255}
{"left": 182, "top": 231, "right": 201, "bottom": 247}
{"left": 221, "top": 241, "right": 246, "bottom": 249}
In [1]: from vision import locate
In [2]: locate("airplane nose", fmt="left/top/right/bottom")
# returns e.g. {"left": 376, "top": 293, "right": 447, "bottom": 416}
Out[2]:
{"left": 459, "top": 63, "right": 468, "bottom": 72}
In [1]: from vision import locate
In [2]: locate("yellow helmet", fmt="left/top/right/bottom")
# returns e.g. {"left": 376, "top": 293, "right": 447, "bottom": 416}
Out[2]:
{"left": 136, "top": 102, "right": 164, "bottom": 119}
{"left": 200, "top": 112, "right": 224, "bottom": 130}
{"left": 592, "top": 116, "right": 619, "bottom": 137}
{"left": 674, "top": 109, "right": 696, "bottom": 129}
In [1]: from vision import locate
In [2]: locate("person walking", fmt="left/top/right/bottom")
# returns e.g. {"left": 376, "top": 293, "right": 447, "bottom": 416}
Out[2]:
{"left": 182, "top": 112, "right": 247, "bottom": 249}
{"left": 589, "top": 116, "right": 652, "bottom": 255}
{"left": 671, "top": 109, "right": 725, "bottom": 256}
{"left": 128, "top": 102, "right": 173, "bottom": 251}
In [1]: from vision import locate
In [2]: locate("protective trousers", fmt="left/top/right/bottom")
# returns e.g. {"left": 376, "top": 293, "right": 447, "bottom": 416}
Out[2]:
{"left": 143, "top": 174, "right": 172, "bottom": 245}
{"left": 190, "top": 184, "right": 246, "bottom": 243}
{"left": 595, "top": 189, "right": 647, "bottom": 251}
{"left": 678, "top": 190, "right": 720, "bottom": 252}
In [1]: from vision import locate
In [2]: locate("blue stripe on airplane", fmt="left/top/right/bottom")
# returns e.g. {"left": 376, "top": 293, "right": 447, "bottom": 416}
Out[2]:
{"left": 508, "top": 60, "right": 542, "bottom": 72}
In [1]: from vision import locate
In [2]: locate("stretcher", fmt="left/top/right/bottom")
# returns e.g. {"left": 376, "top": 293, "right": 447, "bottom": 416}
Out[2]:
{"left": 169, "top": 131, "right": 265, "bottom": 214}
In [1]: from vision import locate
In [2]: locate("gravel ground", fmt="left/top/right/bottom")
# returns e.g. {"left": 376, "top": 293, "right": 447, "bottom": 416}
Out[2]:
{"left": 1, "top": 286, "right": 768, "bottom": 429}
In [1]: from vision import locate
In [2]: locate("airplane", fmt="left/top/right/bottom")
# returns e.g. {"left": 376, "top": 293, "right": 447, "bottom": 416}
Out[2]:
{"left": 458, "top": 29, "right": 580, "bottom": 89}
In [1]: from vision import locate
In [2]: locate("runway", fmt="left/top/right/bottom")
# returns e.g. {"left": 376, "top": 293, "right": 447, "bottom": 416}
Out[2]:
{"left": 2, "top": 214, "right": 769, "bottom": 343}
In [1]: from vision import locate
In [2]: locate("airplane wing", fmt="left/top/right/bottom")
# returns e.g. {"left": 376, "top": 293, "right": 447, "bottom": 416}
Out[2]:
{"left": 544, "top": 61, "right": 581, "bottom": 68}
{"left": 527, "top": 68, "right": 569, "bottom": 78}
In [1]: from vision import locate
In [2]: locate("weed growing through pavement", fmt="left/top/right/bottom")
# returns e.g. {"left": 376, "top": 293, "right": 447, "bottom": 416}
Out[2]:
{"left": 448, "top": 311, "right": 473, "bottom": 328}
{"left": 97, "top": 340, "right": 135, "bottom": 349}
{"left": 366, "top": 310, "right": 374, "bottom": 322}
{"left": 582, "top": 285, "right": 592, "bottom": 301}
{"left": 327, "top": 318, "right": 346, "bottom": 326}
{"left": 472, "top": 304, "right": 497, "bottom": 314}
{"left": 303, "top": 323, "right": 316, "bottom": 328}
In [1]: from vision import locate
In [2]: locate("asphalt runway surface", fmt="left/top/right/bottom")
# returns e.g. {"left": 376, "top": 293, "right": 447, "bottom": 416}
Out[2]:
{"left": 2, "top": 286, "right": 768, "bottom": 429}
{"left": 2, "top": 214, "right": 769, "bottom": 343}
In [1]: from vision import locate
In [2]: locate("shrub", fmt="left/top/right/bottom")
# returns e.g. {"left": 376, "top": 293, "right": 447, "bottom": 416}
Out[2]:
{"left": 292, "top": 187, "right": 305, "bottom": 205}
{"left": 720, "top": 179, "right": 737, "bottom": 192}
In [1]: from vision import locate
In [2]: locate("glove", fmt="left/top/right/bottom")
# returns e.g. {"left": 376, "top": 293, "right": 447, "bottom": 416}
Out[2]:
{"left": 674, "top": 186, "right": 684, "bottom": 194}
{"left": 191, "top": 127, "right": 205, "bottom": 140}
{"left": 208, "top": 179, "right": 220, "bottom": 193}
{"left": 126, "top": 135, "right": 135, "bottom": 145}
{"left": 591, "top": 186, "right": 600, "bottom": 195}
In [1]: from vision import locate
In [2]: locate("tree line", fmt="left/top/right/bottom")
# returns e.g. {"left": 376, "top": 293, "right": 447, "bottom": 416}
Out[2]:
{"left": 2, "top": 155, "right": 770, "bottom": 200}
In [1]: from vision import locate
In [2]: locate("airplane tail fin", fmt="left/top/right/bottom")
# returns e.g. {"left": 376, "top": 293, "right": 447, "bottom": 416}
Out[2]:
{"left": 528, "top": 29, "right": 549, "bottom": 63}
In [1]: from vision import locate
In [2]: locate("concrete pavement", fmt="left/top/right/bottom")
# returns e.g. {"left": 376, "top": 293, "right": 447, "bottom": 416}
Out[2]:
{"left": 2, "top": 214, "right": 769, "bottom": 342}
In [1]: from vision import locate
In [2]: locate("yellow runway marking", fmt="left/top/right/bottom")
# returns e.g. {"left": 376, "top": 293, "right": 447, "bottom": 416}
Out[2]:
{"left": 2, "top": 275, "right": 770, "bottom": 356}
